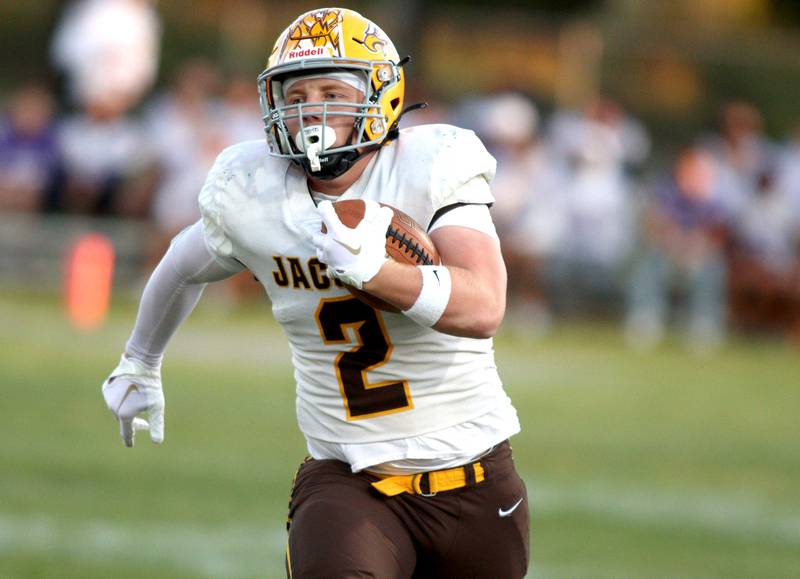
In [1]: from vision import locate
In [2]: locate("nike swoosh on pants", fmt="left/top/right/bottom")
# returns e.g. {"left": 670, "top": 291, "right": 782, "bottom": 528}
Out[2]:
{"left": 498, "top": 497, "right": 524, "bottom": 517}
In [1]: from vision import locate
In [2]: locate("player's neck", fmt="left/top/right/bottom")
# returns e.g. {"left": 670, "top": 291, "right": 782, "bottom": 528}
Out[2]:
{"left": 306, "top": 151, "right": 377, "bottom": 197}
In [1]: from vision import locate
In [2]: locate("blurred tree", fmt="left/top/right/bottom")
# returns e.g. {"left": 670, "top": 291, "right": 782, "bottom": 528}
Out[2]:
{"left": 770, "top": 0, "right": 800, "bottom": 26}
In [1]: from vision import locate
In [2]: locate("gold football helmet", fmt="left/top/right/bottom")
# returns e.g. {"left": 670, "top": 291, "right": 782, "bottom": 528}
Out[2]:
{"left": 257, "top": 8, "right": 405, "bottom": 178}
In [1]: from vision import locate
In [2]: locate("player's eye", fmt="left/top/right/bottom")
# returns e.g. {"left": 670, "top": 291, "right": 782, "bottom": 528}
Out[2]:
{"left": 287, "top": 96, "right": 304, "bottom": 105}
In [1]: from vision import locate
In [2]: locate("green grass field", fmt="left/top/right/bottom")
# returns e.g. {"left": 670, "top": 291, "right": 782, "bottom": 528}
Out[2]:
{"left": 1, "top": 290, "right": 799, "bottom": 578}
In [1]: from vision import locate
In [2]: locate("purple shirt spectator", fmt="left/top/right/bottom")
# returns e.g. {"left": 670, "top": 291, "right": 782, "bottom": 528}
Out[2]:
{"left": 0, "top": 84, "right": 62, "bottom": 213}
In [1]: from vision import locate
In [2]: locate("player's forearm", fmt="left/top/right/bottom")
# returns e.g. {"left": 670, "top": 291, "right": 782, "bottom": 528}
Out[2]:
{"left": 124, "top": 256, "right": 208, "bottom": 366}
{"left": 125, "top": 221, "right": 240, "bottom": 365}
{"left": 361, "top": 260, "right": 420, "bottom": 311}
{"left": 363, "top": 261, "right": 505, "bottom": 339}
{"left": 434, "top": 264, "right": 505, "bottom": 338}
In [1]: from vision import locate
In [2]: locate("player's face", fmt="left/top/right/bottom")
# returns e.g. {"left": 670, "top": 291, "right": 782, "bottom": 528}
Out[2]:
{"left": 283, "top": 78, "right": 363, "bottom": 148}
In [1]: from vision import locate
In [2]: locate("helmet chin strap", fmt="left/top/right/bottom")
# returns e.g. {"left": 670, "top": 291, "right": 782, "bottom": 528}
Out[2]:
{"left": 295, "top": 123, "right": 373, "bottom": 180}
{"left": 301, "top": 148, "right": 370, "bottom": 180}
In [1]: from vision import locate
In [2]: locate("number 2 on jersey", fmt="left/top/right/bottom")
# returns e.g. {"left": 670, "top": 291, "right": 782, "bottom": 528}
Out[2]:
{"left": 315, "top": 297, "right": 413, "bottom": 420}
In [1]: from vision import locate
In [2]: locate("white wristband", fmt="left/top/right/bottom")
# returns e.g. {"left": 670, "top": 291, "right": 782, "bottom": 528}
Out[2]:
{"left": 402, "top": 265, "right": 452, "bottom": 327}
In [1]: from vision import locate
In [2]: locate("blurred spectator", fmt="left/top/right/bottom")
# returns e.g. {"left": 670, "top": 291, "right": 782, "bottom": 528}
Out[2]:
{"left": 57, "top": 95, "right": 154, "bottom": 216}
{"left": 727, "top": 166, "right": 800, "bottom": 337}
{"left": 51, "top": 0, "right": 160, "bottom": 112}
{"left": 625, "top": 147, "right": 730, "bottom": 352}
{"left": 734, "top": 168, "right": 799, "bottom": 278}
{"left": 549, "top": 97, "right": 651, "bottom": 173}
{"left": 0, "top": 83, "right": 62, "bottom": 213}
{"left": 547, "top": 97, "right": 648, "bottom": 316}
{"left": 49, "top": 0, "right": 161, "bottom": 218}
{"left": 775, "top": 122, "right": 800, "bottom": 223}
{"left": 143, "top": 62, "right": 262, "bottom": 300}
{"left": 218, "top": 72, "right": 267, "bottom": 145}
{"left": 477, "top": 93, "right": 569, "bottom": 334}
{"left": 144, "top": 59, "right": 227, "bottom": 244}
{"left": 699, "top": 100, "right": 777, "bottom": 222}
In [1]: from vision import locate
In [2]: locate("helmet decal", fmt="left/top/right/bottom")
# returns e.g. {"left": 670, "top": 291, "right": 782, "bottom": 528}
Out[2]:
{"left": 281, "top": 9, "right": 344, "bottom": 60}
{"left": 354, "top": 24, "right": 388, "bottom": 54}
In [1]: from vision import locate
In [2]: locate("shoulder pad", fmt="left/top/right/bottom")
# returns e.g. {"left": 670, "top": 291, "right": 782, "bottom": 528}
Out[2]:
{"left": 397, "top": 124, "right": 496, "bottom": 208}
{"left": 198, "top": 140, "right": 287, "bottom": 259}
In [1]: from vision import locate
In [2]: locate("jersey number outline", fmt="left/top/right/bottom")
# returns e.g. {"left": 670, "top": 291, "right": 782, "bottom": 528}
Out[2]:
{"left": 315, "top": 296, "right": 413, "bottom": 420}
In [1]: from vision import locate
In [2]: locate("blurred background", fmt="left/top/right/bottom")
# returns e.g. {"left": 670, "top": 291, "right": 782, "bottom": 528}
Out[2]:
{"left": 1, "top": 1, "right": 799, "bottom": 578}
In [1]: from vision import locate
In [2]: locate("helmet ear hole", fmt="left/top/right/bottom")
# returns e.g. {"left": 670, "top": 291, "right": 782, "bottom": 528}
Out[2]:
{"left": 390, "top": 98, "right": 401, "bottom": 111}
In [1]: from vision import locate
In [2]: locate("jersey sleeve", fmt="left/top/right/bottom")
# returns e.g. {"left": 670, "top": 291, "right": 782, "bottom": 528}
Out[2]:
{"left": 428, "top": 193, "right": 499, "bottom": 241}
{"left": 197, "top": 146, "right": 247, "bottom": 272}
{"left": 430, "top": 127, "right": 497, "bottom": 209}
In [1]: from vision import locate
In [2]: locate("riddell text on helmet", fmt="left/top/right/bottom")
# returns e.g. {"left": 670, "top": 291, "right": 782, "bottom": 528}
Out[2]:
{"left": 287, "top": 47, "right": 327, "bottom": 59}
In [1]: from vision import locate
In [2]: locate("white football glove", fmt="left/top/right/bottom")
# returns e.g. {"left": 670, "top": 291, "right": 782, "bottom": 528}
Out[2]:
{"left": 102, "top": 354, "right": 165, "bottom": 447}
{"left": 312, "top": 200, "right": 392, "bottom": 289}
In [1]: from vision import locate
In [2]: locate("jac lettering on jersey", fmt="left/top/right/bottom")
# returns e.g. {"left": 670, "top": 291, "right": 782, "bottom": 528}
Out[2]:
{"left": 273, "top": 255, "right": 344, "bottom": 290}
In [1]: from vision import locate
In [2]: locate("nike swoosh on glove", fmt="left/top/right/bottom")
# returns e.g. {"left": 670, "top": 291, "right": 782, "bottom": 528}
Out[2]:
{"left": 102, "top": 354, "right": 165, "bottom": 447}
{"left": 312, "top": 200, "right": 392, "bottom": 289}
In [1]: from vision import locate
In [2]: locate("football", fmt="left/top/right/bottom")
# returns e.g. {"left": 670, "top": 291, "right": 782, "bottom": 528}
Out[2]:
{"left": 325, "top": 199, "right": 441, "bottom": 311}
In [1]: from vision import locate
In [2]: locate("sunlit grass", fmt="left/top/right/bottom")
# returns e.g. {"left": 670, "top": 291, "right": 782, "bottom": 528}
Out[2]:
{"left": 1, "top": 292, "right": 798, "bottom": 578}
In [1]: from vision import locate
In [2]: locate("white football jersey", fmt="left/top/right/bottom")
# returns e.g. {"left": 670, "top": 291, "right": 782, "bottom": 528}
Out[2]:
{"left": 198, "top": 124, "right": 513, "bottom": 444}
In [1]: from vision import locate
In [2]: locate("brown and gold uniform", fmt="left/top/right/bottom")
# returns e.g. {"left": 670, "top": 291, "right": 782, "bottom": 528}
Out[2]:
{"left": 200, "top": 124, "right": 528, "bottom": 577}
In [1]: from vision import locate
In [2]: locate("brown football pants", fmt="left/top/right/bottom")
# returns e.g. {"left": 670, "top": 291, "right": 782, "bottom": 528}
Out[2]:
{"left": 285, "top": 441, "right": 529, "bottom": 578}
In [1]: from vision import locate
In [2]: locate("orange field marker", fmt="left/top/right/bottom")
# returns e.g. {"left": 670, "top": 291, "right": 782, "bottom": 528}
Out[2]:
{"left": 65, "top": 233, "right": 115, "bottom": 330}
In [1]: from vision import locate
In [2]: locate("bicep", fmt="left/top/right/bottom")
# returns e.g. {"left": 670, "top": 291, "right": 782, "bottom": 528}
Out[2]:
{"left": 166, "top": 220, "right": 244, "bottom": 284}
{"left": 429, "top": 202, "right": 505, "bottom": 282}
{"left": 431, "top": 225, "right": 506, "bottom": 284}
{"left": 429, "top": 224, "right": 507, "bottom": 337}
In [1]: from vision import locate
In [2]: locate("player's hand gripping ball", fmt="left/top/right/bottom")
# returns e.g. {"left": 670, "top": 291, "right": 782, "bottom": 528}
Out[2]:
{"left": 315, "top": 199, "right": 441, "bottom": 311}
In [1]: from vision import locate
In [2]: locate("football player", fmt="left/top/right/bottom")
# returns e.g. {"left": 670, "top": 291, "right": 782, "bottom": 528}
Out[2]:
{"left": 102, "top": 7, "right": 528, "bottom": 577}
